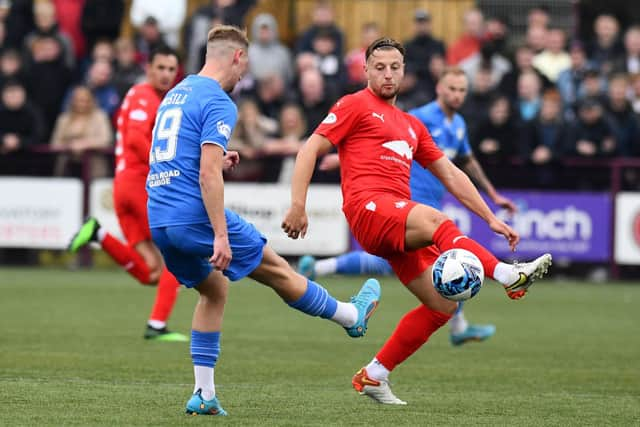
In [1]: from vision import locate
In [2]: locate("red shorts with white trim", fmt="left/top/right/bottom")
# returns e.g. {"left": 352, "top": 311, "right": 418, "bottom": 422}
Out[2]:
{"left": 343, "top": 194, "right": 441, "bottom": 284}
{"left": 113, "top": 175, "right": 150, "bottom": 246}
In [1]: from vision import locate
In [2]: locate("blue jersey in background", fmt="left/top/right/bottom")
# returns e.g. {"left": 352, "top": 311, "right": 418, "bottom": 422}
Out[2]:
{"left": 147, "top": 75, "right": 237, "bottom": 228}
{"left": 408, "top": 101, "right": 471, "bottom": 209}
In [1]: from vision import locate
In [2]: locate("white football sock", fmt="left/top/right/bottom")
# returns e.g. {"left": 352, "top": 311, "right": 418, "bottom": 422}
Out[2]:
{"left": 96, "top": 228, "right": 107, "bottom": 242}
{"left": 331, "top": 301, "right": 358, "bottom": 327}
{"left": 493, "top": 262, "right": 519, "bottom": 285}
{"left": 147, "top": 319, "right": 166, "bottom": 329}
{"left": 315, "top": 258, "right": 338, "bottom": 276}
{"left": 449, "top": 308, "right": 468, "bottom": 334}
{"left": 366, "top": 358, "right": 390, "bottom": 381}
{"left": 194, "top": 366, "right": 215, "bottom": 400}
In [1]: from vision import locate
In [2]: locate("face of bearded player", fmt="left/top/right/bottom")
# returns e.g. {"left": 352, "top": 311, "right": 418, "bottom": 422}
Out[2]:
{"left": 365, "top": 47, "right": 405, "bottom": 101}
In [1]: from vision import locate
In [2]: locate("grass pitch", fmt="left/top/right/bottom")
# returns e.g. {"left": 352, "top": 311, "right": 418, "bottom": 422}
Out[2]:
{"left": 0, "top": 267, "right": 639, "bottom": 426}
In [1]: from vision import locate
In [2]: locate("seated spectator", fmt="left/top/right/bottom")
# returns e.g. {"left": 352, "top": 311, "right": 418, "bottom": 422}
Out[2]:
{"left": 345, "top": 21, "right": 381, "bottom": 92}
{"left": 263, "top": 103, "right": 307, "bottom": 182}
{"left": 297, "top": 68, "right": 333, "bottom": 130}
{"left": 517, "top": 70, "right": 542, "bottom": 122}
{"left": 587, "top": 14, "right": 625, "bottom": 75}
{"left": 25, "top": 34, "right": 72, "bottom": 138}
{"left": 525, "top": 24, "right": 547, "bottom": 54}
{"left": 0, "top": 48, "right": 27, "bottom": 88}
{"left": 226, "top": 97, "right": 278, "bottom": 181}
{"left": 569, "top": 98, "right": 617, "bottom": 158}
{"left": 605, "top": 73, "right": 638, "bottom": 156}
{"left": 528, "top": 89, "right": 571, "bottom": 165}
{"left": 473, "top": 95, "right": 520, "bottom": 165}
{"left": 248, "top": 13, "right": 293, "bottom": 85}
{"left": 0, "top": 80, "right": 45, "bottom": 160}
{"left": 557, "top": 41, "right": 595, "bottom": 118}
{"left": 295, "top": 0, "right": 344, "bottom": 57}
{"left": 532, "top": 27, "right": 570, "bottom": 83}
{"left": 447, "top": 8, "right": 484, "bottom": 65}
{"left": 579, "top": 68, "right": 608, "bottom": 106}
{"left": 614, "top": 25, "right": 640, "bottom": 74}
{"left": 50, "top": 85, "right": 113, "bottom": 178}
{"left": 499, "top": 44, "right": 551, "bottom": 101}
{"left": 112, "top": 37, "right": 144, "bottom": 99}
{"left": 255, "top": 73, "right": 286, "bottom": 120}
{"left": 81, "top": 60, "right": 120, "bottom": 118}
{"left": 24, "top": 0, "right": 74, "bottom": 69}
{"left": 459, "top": 66, "right": 495, "bottom": 138}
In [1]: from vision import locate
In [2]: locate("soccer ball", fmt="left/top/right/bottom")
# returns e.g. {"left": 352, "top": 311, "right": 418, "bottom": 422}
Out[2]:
{"left": 432, "top": 249, "right": 484, "bottom": 301}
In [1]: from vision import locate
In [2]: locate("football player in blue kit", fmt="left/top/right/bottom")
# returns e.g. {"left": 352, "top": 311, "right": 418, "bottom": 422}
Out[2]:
{"left": 146, "top": 26, "right": 381, "bottom": 416}
{"left": 298, "top": 67, "right": 517, "bottom": 346}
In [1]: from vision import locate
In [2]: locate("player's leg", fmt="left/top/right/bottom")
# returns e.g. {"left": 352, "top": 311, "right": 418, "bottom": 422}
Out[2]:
{"left": 68, "top": 217, "right": 154, "bottom": 284}
{"left": 405, "top": 203, "right": 551, "bottom": 299}
{"left": 185, "top": 270, "right": 228, "bottom": 416}
{"left": 298, "top": 251, "right": 393, "bottom": 279}
{"left": 249, "top": 246, "right": 381, "bottom": 338}
{"left": 448, "top": 301, "right": 496, "bottom": 346}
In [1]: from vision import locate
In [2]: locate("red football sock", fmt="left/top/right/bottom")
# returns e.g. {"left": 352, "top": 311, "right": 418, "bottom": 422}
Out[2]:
{"left": 100, "top": 233, "right": 152, "bottom": 284}
{"left": 149, "top": 267, "right": 180, "bottom": 323}
{"left": 432, "top": 220, "right": 499, "bottom": 279}
{"left": 376, "top": 305, "right": 451, "bottom": 371}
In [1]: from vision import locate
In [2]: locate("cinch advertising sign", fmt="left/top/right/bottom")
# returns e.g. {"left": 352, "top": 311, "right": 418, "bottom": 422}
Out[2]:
{"left": 442, "top": 191, "right": 611, "bottom": 262}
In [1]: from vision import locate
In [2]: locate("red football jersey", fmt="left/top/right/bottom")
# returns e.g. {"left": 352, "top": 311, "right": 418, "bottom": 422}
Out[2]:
{"left": 115, "top": 82, "right": 162, "bottom": 177}
{"left": 314, "top": 88, "right": 443, "bottom": 205}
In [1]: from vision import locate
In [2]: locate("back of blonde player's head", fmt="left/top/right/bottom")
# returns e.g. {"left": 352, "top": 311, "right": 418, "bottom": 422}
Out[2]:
{"left": 205, "top": 25, "right": 249, "bottom": 59}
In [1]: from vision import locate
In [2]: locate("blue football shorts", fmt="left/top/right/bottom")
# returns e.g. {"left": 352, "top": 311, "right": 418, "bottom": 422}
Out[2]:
{"left": 151, "top": 209, "right": 267, "bottom": 287}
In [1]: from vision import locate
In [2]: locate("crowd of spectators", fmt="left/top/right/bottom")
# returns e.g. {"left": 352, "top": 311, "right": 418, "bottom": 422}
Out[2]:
{"left": 0, "top": 0, "right": 638, "bottom": 190}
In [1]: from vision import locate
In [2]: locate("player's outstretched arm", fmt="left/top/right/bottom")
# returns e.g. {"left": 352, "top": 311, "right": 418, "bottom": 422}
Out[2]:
{"left": 459, "top": 154, "right": 517, "bottom": 214}
{"left": 428, "top": 156, "right": 519, "bottom": 250}
{"left": 282, "top": 134, "right": 333, "bottom": 239}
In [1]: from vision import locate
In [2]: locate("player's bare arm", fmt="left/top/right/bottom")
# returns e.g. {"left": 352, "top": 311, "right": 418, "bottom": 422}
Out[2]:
{"left": 200, "top": 144, "right": 232, "bottom": 270}
{"left": 427, "top": 156, "right": 519, "bottom": 250}
{"left": 459, "top": 154, "right": 517, "bottom": 214}
{"left": 282, "top": 133, "right": 333, "bottom": 239}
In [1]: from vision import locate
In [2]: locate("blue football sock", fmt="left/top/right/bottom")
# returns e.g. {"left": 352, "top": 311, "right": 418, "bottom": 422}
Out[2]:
{"left": 287, "top": 279, "right": 338, "bottom": 319}
{"left": 336, "top": 251, "right": 393, "bottom": 275}
{"left": 191, "top": 330, "right": 220, "bottom": 368}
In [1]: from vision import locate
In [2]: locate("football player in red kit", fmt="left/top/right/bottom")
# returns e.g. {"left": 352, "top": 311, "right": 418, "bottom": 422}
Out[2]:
{"left": 69, "top": 46, "right": 186, "bottom": 341}
{"left": 282, "top": 37, "right": 552, "bottom": 404}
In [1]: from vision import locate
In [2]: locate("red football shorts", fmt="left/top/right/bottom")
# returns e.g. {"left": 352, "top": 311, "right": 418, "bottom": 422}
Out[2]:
{"left": 343, "top": 193, "right": 440, "bottom": 285}
{"left": 113, "top": 175, "right": 150, "bottom": 246}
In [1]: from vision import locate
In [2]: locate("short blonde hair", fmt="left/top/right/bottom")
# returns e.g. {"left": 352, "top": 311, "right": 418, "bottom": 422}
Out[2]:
{"left": 439, "top": 66, "right": 467, "bottom": 82}
{"left": 206, "top": 25, "right": 249, "bottom": 51}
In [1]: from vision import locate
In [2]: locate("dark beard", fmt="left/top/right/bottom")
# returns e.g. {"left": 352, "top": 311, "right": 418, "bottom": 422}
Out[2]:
{"left": 379, "top": 87, "right": 399, "bottom": 100}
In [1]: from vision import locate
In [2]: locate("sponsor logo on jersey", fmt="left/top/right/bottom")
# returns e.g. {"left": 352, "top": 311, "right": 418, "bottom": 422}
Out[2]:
{"left": 129, "top": 109, "right": 148, "bottom": 121}
{"left": 372, "top": 112, "right": 385, "bottom": 122}
{"left": 322, "top": 112, "right": 337, "bottom": 124}
{"left": 217, "top": 120, "right": 231, "bottom": 140}
{"left": 382, "top": 140, "right": 413, "bottom": 160}
{"left": 365, "top": 201, "right": 377, "bottom": 211}
{"left": 395, "top": 201, "right": 407, "bottom": 209}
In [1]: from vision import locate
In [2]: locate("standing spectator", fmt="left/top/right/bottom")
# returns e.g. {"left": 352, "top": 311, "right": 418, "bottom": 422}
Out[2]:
{"left": 0, "top": 80, "right": 45, "bottom": 162}
{"left": 212, "top": 0, "right": 255, "bottom": 27}
{"left": 404, "top": 10, "right": 445, "bottom": 99}
{"left": 309, "top": 27, "right": 346, "bottom": 97}
{"left": 50, "top": 85, "right": 112, "bottom": 178}
{"left": 0, "top": 49, "right": 27, "bottom": 88}
{"left": 557, "top": 41, "right": 595, "bottom": 117}
{"left": 527, "top": 4, "right": 550, "bottom": 29}
{"left": 345, "top": 22, "right": 381, "bottom": 92}
{"left": 460, "top": 40, "right": 511, "bottom": 89}
{"left": 81, "top": 0, "right": 124, "bottom": 51}
{"left": 182, "top": 3, "right": 220, "bottom": 75}
{"left": 605, "top": 74, "right": 638, "bottom": 156}
{"left": 248, "top": 13, "right": 293, "bottom": 85}
{"left": 112, "top": 38, "right": 144, "bottom": 99}
{"left": 25, "top": 34, "right": 72, "bottom": 138}
{"left": 517, "top": 70, "right": 542, "bottom": 122}
{"left": 570, "top": 98, "right": 617, "bottom": 158}
{"left": 53, "top": 0, "right": 87, "bottom": 61}
{"left": 525, "top": 24, "right": 547, "bottom": 54}
{"left": 262, "top": 103, "right": 307, "bottom": 182}
{"left": 132, "top": 16, "right": 167, "bottom": 66}
{"left": 24, "top": 1, "right": 74, "bottom": 69}
{"left": 473, "top": 95, "right": 520, "bottom": 165}
{"left": 255, "top": 73, "right": 286, "bottom": 120}
{"left": 82, "top": 60, "right": 120, "bottom": 118}
{"left": 460, "top": 66, "right": 495, "bottom": 138}
{"left": 532, "top": 27, "right": 570, "bottom": 83}
{"left": 587, "top": 14, "right": 625, "bottom": 75}
{"left": 614, "top": 26, "right": 640, "bottom": 74}
{"left": 130, "top": 0, "right": 186, "bottom": 49}
{"left": 2, "top": 0, "right": 34, "bottom": 49}
{"left": 295, "top": 0, "right": 344, "bottom": 58}
{"left": 447, "top": 8, "right": 484, "bottom": 65}
{"left": 630, "top": 73, "right": 640, "bottom": 116}
{"left": 297, "top": 68, "right": 333, "bottom": 130}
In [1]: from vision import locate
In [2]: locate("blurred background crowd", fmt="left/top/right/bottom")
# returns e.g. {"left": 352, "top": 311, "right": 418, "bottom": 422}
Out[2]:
{"left": 0, "top": 0, "right": 639, "bottom": 191}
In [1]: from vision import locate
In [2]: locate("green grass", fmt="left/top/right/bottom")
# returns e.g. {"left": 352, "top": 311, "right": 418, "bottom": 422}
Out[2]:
{"left": 0, "top": 267, "right": 639, "bottom": 426}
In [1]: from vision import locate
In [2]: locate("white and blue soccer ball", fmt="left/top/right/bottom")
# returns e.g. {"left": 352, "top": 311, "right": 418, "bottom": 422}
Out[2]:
{"left": 432, "top": 249, "right": 484, "bottom": 301}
